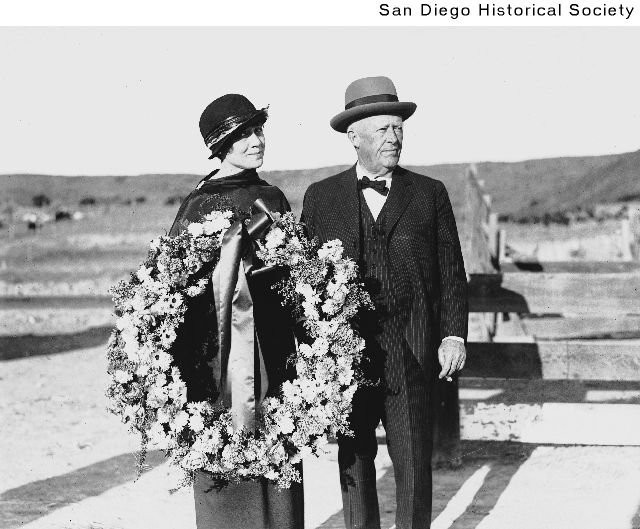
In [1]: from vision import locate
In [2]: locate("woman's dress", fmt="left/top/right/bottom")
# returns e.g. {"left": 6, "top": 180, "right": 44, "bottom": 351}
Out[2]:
{"left": 168, "top": 168, "right": 304, "bottom": 529}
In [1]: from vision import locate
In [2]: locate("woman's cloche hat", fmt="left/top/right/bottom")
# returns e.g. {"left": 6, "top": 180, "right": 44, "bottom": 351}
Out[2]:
{"left": 330, "top": 76, "right": 416, "bottom": 133}
{"left": 199, "top": 94, "right": 268, "bottom": 159}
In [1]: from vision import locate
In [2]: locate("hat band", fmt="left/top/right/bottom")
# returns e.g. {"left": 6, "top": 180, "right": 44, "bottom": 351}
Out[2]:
{"left": 345, "top": 93, "right": 399, "bottom": 110}
{"left": 204, "top": 114, "right": 251, "bottom": 149}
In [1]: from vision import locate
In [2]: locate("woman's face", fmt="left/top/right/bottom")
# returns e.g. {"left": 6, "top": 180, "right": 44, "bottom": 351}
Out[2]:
{"left": 223, "top": 124, "right": 266, "bottom": 170}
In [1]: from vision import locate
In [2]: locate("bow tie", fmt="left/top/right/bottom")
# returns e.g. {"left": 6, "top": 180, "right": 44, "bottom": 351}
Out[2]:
{"left": 359, "top": 175, "right": 389, "bottom": 196}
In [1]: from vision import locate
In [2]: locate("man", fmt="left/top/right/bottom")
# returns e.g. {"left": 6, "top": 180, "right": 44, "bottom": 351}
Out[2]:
{"left": 301, "top": 76, "right": 468, "bottom": 529}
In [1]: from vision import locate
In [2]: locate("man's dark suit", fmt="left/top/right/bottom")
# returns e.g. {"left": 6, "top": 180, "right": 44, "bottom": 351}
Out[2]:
{"left": 301, "top": 164, "right": 468, "bottom": 529}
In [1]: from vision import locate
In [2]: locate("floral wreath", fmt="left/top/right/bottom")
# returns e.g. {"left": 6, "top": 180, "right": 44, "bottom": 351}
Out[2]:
{"left": 106, "top": 202, "right": 371, "bottom": 488}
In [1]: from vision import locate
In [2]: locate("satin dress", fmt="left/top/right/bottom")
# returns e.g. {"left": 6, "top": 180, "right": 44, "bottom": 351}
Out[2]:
{"left": 169, "top": 168, "right": 304, "bottom": 529}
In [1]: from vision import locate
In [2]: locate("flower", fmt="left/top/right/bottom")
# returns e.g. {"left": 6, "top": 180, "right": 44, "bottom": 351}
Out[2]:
{"left": 282, "top": 381, "right": 303, "bottom": 406}
{"left": 187, "top": 222, "right": 205, "bottom": 237}
{"left": 189, "top": 413, "right": 205, "bottom": 433}
{"left": 147, "top": 383, "right": 169, "bottom": 408}
{"left": 265, "top": 227, "right": 286, "bottom": 250}
{"left": 171, "top": 410, "right": 189, "bottom": 432}
{"left": 312, "top": 338, "right": 329, "bottom": 357}
{"left": 131, "top": 293, "right": 148, "bottom": 313}
{"left": 136, "top": 266, "right": 153, "bottom": 283}
{"left": 124, "top": 340, "right": 140, "bottom": 362}
{"left": 152, "top": 350, "right": 173, "bottom": 371}
{"left": 123, "top": 404, "right": 142, "bottom": 423}
{"left": 186, "top": 285, "right": 205, "bottom": 297}
{"left": 114, "top": 370, "right": 132, "bottom": 384}
{"left": 135, "top": 362, "right": 150, "bottom": 377}
{"left": 318, "top": 240, "right": 344, "bottom": 261}
{"left": 157, "top": 406, "right": 172, "bottom": 424}
{"left": 159, "top": 327, "right": 177, "bottom": 348}
{"left": 203, "top": 210, "right": 232, "bottom": 235}
{"left": 182, "top": 450, "right": 207, "bottom": 470}
{"left": 277, "top": 413, "right": 295, "bottom": 434}
{"left": 298, "top": 343, "right": 313, "bottom": 358}
{"left": 148, "top": 422, "right": 170, "bottom": 448}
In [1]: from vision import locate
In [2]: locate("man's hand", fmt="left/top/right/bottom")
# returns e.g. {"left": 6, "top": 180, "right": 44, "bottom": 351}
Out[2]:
{"left": 438, "top": 339, "right": 466, "bottom": 380}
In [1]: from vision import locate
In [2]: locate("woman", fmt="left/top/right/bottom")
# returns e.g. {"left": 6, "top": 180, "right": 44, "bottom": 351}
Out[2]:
{"left": 169, "top": 94, "right": 304, "bottom": 529}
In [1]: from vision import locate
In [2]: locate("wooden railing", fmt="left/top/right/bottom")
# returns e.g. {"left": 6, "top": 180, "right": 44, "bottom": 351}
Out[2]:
{"left": 434, "top": 166, "right": 640, "bottom": 458}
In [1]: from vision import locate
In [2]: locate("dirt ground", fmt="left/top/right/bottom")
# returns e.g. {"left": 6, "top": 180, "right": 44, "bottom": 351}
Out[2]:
{"left": 2, "top": 214, "right": 640, "bottom": 528}
{"left": 2, "top": 319, "right": 640, "bottom": 529}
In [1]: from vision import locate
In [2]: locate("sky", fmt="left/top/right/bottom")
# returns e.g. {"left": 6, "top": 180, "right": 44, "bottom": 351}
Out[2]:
{"left": 1, "top": 27, "right": 638, "bottom": 176}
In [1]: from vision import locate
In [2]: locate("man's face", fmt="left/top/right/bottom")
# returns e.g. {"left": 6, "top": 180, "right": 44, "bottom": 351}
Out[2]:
{"left": 349, "top": 114, "right": 404, "bottom": 174}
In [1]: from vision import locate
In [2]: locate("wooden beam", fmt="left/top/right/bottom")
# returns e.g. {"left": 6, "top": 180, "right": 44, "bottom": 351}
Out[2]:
{"left": 501, "top": 261, "right": 640, "bottom": 273}
{"left": 0, "top": 296, "right": 113, "bottom": 309}
{"left": 460, "top": 377, "right": 640, "bottom": 403}
{"left": 459, "top": 378, "right": 640, "bottom": 445}
{"left": 465, "top": 341, "right": 640, "bottom": 381}
{"left": 460, "top": 401, "right": 640, "bottom": 445}
{"left": 468, "top": 272, "right": 640, "bottom": 315}
{"left": 520, "top": 315, "right": 640, "bottom": 340}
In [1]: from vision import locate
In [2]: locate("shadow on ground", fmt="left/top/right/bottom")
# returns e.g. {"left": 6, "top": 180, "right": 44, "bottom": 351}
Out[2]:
{"left": 317, "top": 441, "right": 535, "bottom": 529}
{"left": 632, "top": 501, "right": 640, "bottom": 529}
{"left": 0, "top": 326, "right": 112, "bottom": 360}
{"left": 0, "top": 450, "right": 165, "bottom": 528}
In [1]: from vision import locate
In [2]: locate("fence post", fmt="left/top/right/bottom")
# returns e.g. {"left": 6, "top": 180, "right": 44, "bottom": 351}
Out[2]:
{"left": 434, "top": 165, "right": 480, "bottom": 465}
{"left": 432, "top": 375, "right": 461, "bottom": 467}
{"left": 620, "top": 218, "right": 633, "bottom": 261}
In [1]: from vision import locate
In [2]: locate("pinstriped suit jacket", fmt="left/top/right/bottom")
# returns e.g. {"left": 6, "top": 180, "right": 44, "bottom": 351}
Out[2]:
{"left": 301, "top": 164, "right": 468, "bottom": 376}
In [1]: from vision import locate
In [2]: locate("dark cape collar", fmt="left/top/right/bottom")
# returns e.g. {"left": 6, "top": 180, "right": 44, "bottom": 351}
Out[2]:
{"left": 197, "top": 168, "right": 270, "bottom": 190}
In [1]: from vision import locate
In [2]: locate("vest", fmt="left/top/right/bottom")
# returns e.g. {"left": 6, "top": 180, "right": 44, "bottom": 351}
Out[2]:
{"left": 358, "top": 191, "right": 400, "bottom": 322}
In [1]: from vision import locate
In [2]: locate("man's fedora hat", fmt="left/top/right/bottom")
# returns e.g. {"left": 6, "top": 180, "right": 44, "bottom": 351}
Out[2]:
{"left": 330, "top": 76, "right": 416, "bottom": 133}
{"left": 199, "top": 94, "right": 268, "bottom": 159}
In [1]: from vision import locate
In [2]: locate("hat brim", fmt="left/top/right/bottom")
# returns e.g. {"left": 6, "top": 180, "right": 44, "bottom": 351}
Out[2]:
{"left": 330, "top": 102, "right": 416, "bottom": 133}
{"left": 208, "top": 108, "right": 268, "bottom": 159}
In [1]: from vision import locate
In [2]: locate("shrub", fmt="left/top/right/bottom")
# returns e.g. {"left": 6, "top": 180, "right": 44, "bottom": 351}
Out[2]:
{"left": 32, "top": 194, "right": 51, "bottom": 207}
{"left": 79, "top": 197, "right": 96, "bottom": 206}
{"left": 135, "top": 196, "right": 147, "bottom": 204}
{"left": 55, "top": 210, "right": 72, "bottom": 221}
{"left": 165, "top": 195, "right": 184, "bottom": 206}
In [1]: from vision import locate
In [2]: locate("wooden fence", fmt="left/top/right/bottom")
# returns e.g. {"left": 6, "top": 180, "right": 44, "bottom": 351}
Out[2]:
{"left": 434, "top": 166, "right": 640, "bottom": 458}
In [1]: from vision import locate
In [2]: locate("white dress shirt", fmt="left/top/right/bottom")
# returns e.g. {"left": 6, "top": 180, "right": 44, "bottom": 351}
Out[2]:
{"left": 355, "top": 162, "right": 464, "bottom": 345}
{"left": 355, "top": 163, "right": 393, "bottom": 221}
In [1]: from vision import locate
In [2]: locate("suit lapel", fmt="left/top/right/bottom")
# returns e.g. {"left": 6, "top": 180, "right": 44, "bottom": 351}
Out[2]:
{"left": 330, "top": 165, "right": 360, "bottom": 260}
{"left": 384, "top": 166, "right": 414, "bottom": 239}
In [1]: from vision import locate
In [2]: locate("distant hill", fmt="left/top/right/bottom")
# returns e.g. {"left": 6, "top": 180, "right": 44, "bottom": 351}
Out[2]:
{"left": 1, "top": 149, "right": 638, "bottom": 220}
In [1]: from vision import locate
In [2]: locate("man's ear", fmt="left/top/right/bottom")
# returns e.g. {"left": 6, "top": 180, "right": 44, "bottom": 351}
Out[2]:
{"left": 347, "top": 128, "right": 359, "bottom": 149}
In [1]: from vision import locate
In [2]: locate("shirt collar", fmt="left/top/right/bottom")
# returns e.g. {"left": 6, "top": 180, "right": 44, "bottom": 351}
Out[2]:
{"left": 355, "top": 162, "right": 393, "bottom": 181}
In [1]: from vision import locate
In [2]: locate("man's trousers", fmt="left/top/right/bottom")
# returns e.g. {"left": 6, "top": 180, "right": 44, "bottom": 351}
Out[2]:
{"left": 338, "top": 320, "right": 434, "bottom": 529}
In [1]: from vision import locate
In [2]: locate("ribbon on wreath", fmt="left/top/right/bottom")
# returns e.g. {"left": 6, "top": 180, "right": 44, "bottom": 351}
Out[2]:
{"left": 211, "top": 198, "right": 275, "bottom": 431}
